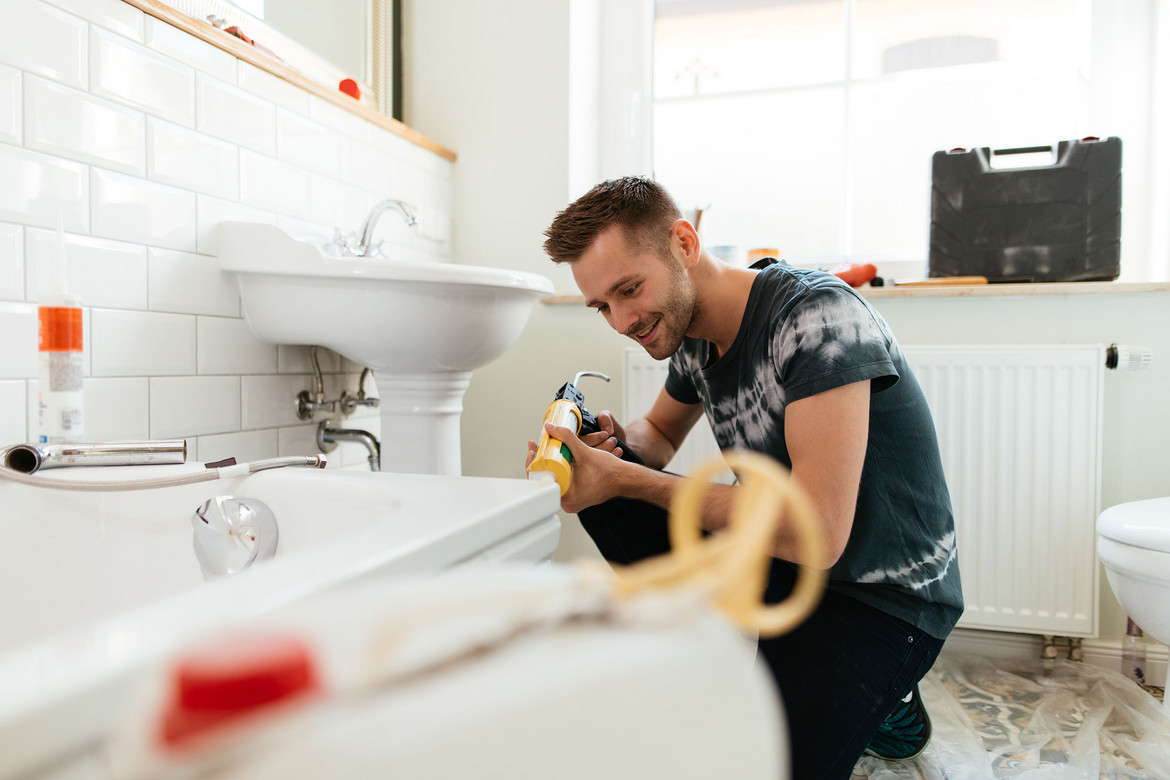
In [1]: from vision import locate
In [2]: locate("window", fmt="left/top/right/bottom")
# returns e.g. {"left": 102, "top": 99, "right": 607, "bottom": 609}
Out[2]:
{"left": 650, "top": 0, "right": 1166, "bottom": 281}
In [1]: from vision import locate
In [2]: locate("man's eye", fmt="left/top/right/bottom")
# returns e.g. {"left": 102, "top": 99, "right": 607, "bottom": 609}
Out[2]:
{"left": 622, "top": 284, "right": 639, "bottom": 296}
{"left": 596, "top": 304, "right": 609, "bottom": 314}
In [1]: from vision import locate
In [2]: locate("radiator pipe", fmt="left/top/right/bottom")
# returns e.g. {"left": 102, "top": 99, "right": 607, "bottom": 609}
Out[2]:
{"left": 1123, "top": 617, "right": 1148, "bottom": 687}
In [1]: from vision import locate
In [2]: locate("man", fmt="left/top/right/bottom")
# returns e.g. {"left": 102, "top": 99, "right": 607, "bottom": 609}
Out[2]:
{"left": 530, "top": 177, "right": 963, "bottom": 779}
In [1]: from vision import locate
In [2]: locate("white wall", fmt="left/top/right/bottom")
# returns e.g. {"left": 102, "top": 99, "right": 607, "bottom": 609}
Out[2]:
{"left": 403, "top": 0, "right": 625, "bottom": 560}
{"left": 0, "top": 0, "right": 452, "bottom": 467}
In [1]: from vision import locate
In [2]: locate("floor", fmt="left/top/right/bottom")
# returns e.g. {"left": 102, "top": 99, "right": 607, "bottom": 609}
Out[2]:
{"left": 850, "top": 651, "right": 1170, "bottom": 779}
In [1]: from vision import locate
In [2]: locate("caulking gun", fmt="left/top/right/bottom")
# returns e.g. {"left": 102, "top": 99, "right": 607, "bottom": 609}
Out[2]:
{"left": 528, "top": 371, "right": 643, "bottom": 495}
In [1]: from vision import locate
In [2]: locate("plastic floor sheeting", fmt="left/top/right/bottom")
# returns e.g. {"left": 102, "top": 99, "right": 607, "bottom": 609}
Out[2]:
{"left": 851, "top": 651, "right": 1170, "bottom": 779}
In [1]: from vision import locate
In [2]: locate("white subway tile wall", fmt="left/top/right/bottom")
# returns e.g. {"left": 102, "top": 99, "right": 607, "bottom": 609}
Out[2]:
{"left": 239, "top": 150, "right": 311, "bottom": 218}
{"left": 0, "top": 3, "right": 88, "bottom": 90}
{"left": 43, "top": 0, "right": 145, "bottom": 42}
{"left": 147, "top": 247, "right": 238, "bottom": 316}
{"left": 83, "top": 377, "right": 149, "bottom": 440}
{"left": 0, "top": 146, "right": 89, "bottom": 231}
{"left": 0, "top": 381, "right": 25, "bottom": 445}
{"left": 90, "top": 26, "right": 195, "bottom": 126}
{"left": 0, "top": 223, "right": 23, "bottom": 301}
{"left": 24, "top": 75, "right": 146, "bottom": 176}
{"left": 0, "top": 302, "right": 38, "bottom": 379}
{"left": 91, "top": 308, "right": 196, "bottom": 376}
{"left": 26, "top": 228, "right": 148, "bottom": 309}
{"left": 143, "top": 16, "right": 235, "bottom": 84}
{"left": 0, "top": 1, "right": 453, "bottom": 462}
{"left": 147, "top": 117, "right": 240, "bottom": 200}
{"left": 196, "top": 74, "right": 276, "bottom": 154}
{"left": 0, "top": 65, "right": 23, "bottom": 146}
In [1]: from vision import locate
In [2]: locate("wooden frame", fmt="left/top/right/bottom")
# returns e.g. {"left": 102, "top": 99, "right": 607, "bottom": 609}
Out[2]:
{"left": 121, "top": 0, "right": 455, "bottom": 161}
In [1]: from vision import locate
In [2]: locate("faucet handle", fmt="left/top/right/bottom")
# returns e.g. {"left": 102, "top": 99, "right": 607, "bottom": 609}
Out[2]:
{"left": 339, "top": 389, "right": 380, "bottom": 417}
{"left": 329, "top": 229, "right": 362, "bottom": 257}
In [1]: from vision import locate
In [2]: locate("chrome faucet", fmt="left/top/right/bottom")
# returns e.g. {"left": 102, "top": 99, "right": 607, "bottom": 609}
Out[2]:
{"left": 332, "top": 199, "right": 419, "bottom": 258}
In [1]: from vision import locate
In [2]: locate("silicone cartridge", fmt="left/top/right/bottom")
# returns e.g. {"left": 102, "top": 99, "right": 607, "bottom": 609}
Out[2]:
{"left": 528, "top": 398, "right": 582, "bottom": 495}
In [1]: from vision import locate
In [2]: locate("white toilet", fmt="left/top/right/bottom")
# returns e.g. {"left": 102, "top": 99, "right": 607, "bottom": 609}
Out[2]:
{"left": 1097, "top": 496, "right": 1170, "bottom": 710}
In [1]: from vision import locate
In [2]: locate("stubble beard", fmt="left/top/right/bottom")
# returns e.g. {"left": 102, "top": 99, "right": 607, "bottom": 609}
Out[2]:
{"left": 638, "top": 269, "right": 699, "bottom": 361}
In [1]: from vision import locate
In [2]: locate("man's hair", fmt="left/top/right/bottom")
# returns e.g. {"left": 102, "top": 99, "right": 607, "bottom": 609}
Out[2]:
{"left": 543, "top": 176, "right": 683, "bottom": 264}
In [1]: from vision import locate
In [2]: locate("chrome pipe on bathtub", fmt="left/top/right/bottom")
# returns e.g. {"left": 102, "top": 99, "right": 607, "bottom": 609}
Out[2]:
{"left": 2, "top": 440, "right": 187, "bottom": 474}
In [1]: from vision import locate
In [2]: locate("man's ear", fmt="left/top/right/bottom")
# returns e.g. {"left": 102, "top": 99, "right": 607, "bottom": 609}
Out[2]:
{"left": 671, "top": 219, "right": 701, "bottom": 268}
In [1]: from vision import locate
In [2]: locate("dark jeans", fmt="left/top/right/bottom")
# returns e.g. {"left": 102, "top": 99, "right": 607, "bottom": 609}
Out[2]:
{"left": 579, "top": 498, "right": 945, "bottom": 780}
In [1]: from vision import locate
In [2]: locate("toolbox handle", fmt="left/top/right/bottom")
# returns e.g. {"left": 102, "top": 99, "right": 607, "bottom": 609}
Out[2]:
{"left": 989, "top": 144, "right": 1056, "bottom": 169}
{"left": 993, "top": 144, "right": 1052, "bottom": 156}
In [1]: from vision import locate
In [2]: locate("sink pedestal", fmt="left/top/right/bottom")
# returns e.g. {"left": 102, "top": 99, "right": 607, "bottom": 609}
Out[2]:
{"left": 375, "top": 372, "right": 472, "bottom": 476}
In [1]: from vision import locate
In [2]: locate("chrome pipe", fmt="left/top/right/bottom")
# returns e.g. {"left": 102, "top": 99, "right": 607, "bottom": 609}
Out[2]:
{"left": 247, "top": 454, "right": 328, "bottom": 472}
{"left": 316, "top": 422, "right": 380, "bottom": 472}
{"left": 2, "top": 440, "right": 187, "bottom": 474}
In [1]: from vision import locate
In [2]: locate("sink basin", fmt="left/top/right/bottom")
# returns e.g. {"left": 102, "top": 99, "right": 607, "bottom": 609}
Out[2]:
{"left": 219, "top": 222, "right": 553, "bottom": 475}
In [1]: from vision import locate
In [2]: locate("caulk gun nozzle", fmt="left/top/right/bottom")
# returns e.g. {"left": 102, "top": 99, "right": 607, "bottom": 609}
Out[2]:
{"left": 572, "top": 371, "right": 611, "bottom": 387}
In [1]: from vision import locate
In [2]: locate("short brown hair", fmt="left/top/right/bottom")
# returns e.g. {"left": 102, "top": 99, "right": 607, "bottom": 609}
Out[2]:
{"left": 543, "top": 176, "right": 683, "bottom": 264}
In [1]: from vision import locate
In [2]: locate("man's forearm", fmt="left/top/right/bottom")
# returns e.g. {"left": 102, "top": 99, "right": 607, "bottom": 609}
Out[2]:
{"left": 610, "top": 460, "right": 822, "bottom": 567}
{"left": 612, "top": 460, "right": 734, "bottom": 535}
{"left": 622, "top": 418, "right": 682, "bottom": 471}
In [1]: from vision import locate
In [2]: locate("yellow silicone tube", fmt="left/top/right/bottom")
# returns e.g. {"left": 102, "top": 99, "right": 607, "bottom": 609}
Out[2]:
{"left": 528, "top": 399, "right": 582, "bottom": 495}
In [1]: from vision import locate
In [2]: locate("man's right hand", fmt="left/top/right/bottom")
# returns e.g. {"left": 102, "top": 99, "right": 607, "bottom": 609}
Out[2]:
{"left": 579, "top": 410, "right": 627, "bottom": 459}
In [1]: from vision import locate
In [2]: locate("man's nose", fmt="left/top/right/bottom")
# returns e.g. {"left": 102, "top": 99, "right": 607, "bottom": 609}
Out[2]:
{"left": 611, "top": 302, "right": 639, "bottom": 335}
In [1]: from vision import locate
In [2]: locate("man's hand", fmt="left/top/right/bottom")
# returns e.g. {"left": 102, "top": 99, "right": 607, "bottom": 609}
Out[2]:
{"left": 542, "top": 421, "right": 627, "bottom": 513}
{"left": 525, "top": 412, "right": 628, "bottom": 471}
{"left": 581, "top": 410, "right": 627, "bottom": 459}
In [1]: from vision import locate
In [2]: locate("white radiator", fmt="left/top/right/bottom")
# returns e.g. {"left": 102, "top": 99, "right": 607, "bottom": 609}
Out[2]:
{"left": 624, "top": 344, "right": 1105, "bottom": 637}
{"left": 904, "top": 344, "right": 1104, "bottom": 637}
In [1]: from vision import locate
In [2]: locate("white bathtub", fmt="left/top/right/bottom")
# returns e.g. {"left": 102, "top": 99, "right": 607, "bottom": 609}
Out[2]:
{"left": 0, "top": 463, "right": 560, "bottom": 778}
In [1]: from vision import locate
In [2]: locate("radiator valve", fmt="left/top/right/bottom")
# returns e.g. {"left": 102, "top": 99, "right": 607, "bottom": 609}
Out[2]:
{"left": 1106, "top": 344, "right": 1152, "bottom": 371}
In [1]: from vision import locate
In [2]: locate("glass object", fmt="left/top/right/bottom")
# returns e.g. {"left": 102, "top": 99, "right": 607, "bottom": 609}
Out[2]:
{"left": 192, "top": 496, "right": 279, "bottom": 578}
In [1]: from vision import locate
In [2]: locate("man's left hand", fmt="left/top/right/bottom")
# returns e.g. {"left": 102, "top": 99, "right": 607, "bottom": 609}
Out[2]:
{"left": 543, "top": 421, "right": 626, "bottom": 514}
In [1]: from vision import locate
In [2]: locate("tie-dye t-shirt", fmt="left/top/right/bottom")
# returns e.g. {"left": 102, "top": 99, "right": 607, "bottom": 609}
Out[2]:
{"left": 665, "top": 263, "right": 963, "bottom": 639}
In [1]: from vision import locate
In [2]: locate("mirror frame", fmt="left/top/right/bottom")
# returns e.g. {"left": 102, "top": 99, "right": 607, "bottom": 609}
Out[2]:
{"left": 122, "top": 0, "right": 455, "bottom": 161}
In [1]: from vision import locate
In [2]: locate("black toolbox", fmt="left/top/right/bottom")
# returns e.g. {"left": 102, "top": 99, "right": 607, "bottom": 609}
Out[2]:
{"left": 928, "top": 137, "right": 1121, "bottom": 282}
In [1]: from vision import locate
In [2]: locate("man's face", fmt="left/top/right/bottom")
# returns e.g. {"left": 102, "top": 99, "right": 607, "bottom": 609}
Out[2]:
{"left": 572, "top": 226, "right": 697, "bottom": 360}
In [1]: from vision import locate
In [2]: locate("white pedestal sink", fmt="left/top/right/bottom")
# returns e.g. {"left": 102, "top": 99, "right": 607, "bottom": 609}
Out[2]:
{"left": 218, "top": 222, "right": 553, "bottom": 475}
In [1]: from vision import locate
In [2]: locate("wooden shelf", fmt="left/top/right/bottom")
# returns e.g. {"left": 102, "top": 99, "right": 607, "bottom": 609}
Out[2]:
{"left": 123, "top": 0, "right": 457, "bottom": 162}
